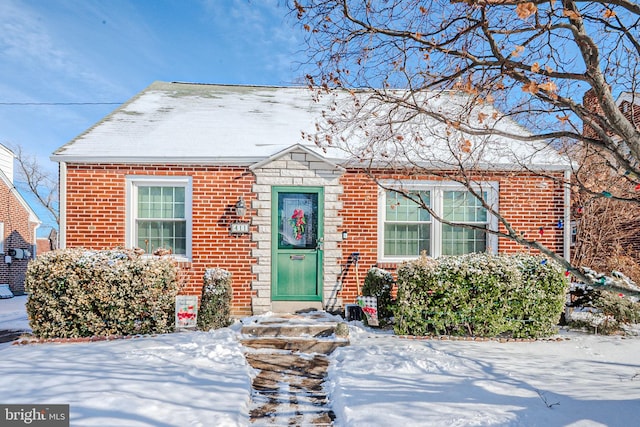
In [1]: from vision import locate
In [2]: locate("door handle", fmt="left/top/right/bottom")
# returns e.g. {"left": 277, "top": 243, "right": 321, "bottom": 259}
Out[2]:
{"left": 316, "top": 237, "right": 324, "bottom": 251}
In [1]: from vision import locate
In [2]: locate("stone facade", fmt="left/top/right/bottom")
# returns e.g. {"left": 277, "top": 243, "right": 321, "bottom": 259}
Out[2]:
{"left": 250, "top": 147, "right": 345, "bottom": 313}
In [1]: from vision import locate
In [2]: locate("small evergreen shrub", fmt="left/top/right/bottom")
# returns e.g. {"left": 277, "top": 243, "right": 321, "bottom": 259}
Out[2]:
{"left": 362, "top": 267, "right": 395, "bottom": 325}
{"left": 197, "top": 268, "right": 233, "bottom": 331}
{"left": 568, "top": 285, "right": 640, "bottom": 334}
{"left": 394, "top": 253, "right": 568, "bottom": 338}
{"left": 25, "top": 248, "right": 179, "bottom": 338}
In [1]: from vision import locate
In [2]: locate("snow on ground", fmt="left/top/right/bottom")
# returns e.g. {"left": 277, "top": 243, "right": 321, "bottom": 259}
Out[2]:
{"left": 2, "top": 297, "right": 640, "bottom": 426}
{"left": 0, "top": 297, "right": 251, "bottom": 427}
{"left": 0, "top": 295, "right": 30, "bottom": 331}
{"left": 330, "top": 326, "right": 640, "bottom": 427}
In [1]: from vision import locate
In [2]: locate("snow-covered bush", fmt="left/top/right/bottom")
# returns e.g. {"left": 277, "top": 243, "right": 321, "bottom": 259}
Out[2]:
{"left": 197, "top": 268, "right": 233, "bottom": 331}
{"left": 362, "top": 267, "right": 395, "bottom": 326}
{"left": 25, "top": 248, "right": 179, "bottom": 338}
{"left": 394, "top": 253, "right": 568, "bottom": 338}
{"left": 568, "top": 283, "right": 640, "bottom": 334}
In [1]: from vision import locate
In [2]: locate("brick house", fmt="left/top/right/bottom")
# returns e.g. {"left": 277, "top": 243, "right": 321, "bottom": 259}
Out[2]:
{"left": 578, "top": 90, "right": 640, "bottom": 254}
{"left": 51, "top": 82, "right": 571, "bottom": 315}
{"left": 0, "top": 144, "right": 41, "bottom": 296}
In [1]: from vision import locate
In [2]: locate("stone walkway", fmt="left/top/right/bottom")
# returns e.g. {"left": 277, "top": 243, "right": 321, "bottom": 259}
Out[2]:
{"left": 240, "top": 312, "right": 349, "bottom": 426}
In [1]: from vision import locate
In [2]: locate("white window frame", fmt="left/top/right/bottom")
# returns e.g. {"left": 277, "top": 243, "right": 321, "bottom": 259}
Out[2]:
{"left": 378, "top": 180, "right": 499, "bottom": 262}
{"left": 126, "top": 176, "right": 193, "bottom": 261}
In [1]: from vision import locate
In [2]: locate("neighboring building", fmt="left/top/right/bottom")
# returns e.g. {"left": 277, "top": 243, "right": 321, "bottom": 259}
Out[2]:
{"left": 51, "top": 82, "right": 571, "bottom": 315}
{"left": 0, "top": 144, "right": 41, "bottom": 296}
{"left": 579, "top": 90, "right": 640, "bottom": 254}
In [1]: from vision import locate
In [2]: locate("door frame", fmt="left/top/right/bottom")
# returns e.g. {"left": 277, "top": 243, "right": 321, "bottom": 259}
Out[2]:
{"left": 271, "top": 186, "right": 324, "bottom": 301}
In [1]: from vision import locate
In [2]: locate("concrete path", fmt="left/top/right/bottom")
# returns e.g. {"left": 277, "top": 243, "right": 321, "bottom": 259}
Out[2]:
{"left": 240, "top": 312, "right": 349, "bottom": 426}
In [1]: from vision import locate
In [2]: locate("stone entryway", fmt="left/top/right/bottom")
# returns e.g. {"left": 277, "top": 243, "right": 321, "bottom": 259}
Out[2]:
{"left": 241, "top": 312, "right": 349, "bottom": 426}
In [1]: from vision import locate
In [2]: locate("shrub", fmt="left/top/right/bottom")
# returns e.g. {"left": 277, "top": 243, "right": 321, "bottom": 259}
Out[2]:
{"left": 568, "top": 285, "right": 640, "bottom": 334}
{"left": 25, "top": 248, "right": 179, "bottom": 338}
{"left": 362, "top": 267, "right": 395, "bottom": 326}
{"left": 394, "top": 253, "right": 568, "bottom": 338}
{"left": 197, "top": 268, "right": 233, "bottom": 331}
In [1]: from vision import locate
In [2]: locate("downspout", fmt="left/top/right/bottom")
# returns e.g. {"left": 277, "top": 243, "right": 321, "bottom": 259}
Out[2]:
{"left": 59, "top": 161, "right": 67, "bottom": 249}
{"left": 563, "top": 169, "right": 571, "bottom": 262}
{"left": 32, "top": 222, "right": 39, "bottom": 257}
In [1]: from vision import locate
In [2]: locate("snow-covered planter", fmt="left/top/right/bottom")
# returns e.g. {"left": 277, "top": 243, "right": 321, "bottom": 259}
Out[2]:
{"left": 394, "top": 253, "right": 568, "bottom": 338}
{"left": 197, "top": 268, "right": 233, "bottom": 331}
{"left": 362, "top": 267, "right": 395, "bottom": 326}
{"left": 25, "top": 248, "right": 179, "bottom": 338}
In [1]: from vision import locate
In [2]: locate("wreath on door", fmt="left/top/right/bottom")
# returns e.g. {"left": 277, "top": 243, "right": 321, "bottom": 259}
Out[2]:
{"left": 290, "top": 209, "right": 306, "bottom": 240}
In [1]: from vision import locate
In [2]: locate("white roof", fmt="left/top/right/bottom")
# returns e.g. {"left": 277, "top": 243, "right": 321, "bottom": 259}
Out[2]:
{"left": 51, "top": 81, "right": 570, "bottom": 170}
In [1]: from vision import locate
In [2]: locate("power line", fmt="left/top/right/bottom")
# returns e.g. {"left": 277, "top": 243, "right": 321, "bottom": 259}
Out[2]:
{"left": 0, "top": 101, "right": 123, "bottom": 106}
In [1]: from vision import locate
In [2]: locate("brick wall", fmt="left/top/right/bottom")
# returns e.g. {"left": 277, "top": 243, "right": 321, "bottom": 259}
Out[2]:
{"left": 64, "top": 164, "right": 256, "bottom": 316}
{"left": 64, "top": 164, "right": 565, "bottom": 315}
{"left": 0, "top": 180, "right": 38, "bottom": 294}
{"left": 337, "top": 170, "right": 566, "bottom": 303}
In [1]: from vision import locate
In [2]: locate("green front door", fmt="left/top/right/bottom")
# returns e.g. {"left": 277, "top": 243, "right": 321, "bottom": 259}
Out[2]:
{"left": 272, "top": 187, "right": 323, "bottom": 301}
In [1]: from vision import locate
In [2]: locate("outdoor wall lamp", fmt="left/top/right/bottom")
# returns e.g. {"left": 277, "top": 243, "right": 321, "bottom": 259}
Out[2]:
{"left": 342, "top": 231, "right": 348, "bottom": 240}
{"left": 235, "top": 197, "right": 247, "bottom": 218}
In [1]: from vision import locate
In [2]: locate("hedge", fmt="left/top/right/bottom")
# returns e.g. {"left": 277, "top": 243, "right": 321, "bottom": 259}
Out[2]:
{"left": 394, "top": 253, "right": 568, "bottom": 338}
{"left": 197, "top": 268, "right": 233, "bottom": 331}
{"left": 25, "top": 248, "right": 179, "bottom": 338}
{"left": 362, "top": 267, "right": 395, "bottom": 326}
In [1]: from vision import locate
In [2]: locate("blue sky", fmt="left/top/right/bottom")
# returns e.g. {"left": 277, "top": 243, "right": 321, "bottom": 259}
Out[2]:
{"left": 0, "top": 0, "right": 306, "bottom": 236}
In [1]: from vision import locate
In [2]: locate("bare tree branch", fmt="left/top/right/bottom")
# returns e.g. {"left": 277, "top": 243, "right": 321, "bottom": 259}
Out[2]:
{"left": 294, "top": 0, "right": 640, "bottom": 289}
{"left": 11, "top": 145, "right": 59, "bottom": 226}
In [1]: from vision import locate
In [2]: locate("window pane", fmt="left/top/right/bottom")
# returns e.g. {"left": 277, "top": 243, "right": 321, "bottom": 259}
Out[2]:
{"left": 138, "top": 186, "right": 186, "bottom": 219}
{"left": 384, "top": 223, "right": 430, "bottom": 257}
{"left": 443, "top": 191, "right": 487, "bottom": 222}
{"left": 442, "top": 225, "right": 486, "bottom": 255}
{"left": 385, "top": 190, "right": 430, "bottom": 222}
{"left": 137, "top": 220, "right": 187, "bottom": 255}
{"left": 277, "top": 192, "right": 318, "bottom": 249}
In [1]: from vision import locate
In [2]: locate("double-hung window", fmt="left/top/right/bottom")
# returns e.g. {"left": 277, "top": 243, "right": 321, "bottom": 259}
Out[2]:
{"left": 379, "top": 182, "right": 497, "bottom": 260}
{"left": 384, "top": 190, "right": 431, "bottom": 257}
{"left": 127, "top": 177, "right": 192, "bottom": 259}
{"left": 442, "top": 190, "right": 488, "bottom": 255}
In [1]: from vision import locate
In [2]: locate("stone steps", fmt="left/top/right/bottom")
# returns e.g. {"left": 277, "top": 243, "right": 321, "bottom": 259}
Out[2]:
{"left": 241, "top": 324, "right": 335, "bottom": 338}
{"left": 241, "top": 312, "right": 349, "bottom": 425}
{"left": 242, "top": 336, "right": 347, "bottom": 354}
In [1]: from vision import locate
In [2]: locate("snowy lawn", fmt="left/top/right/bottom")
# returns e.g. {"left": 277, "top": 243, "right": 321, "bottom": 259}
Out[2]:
{"left": 332, "top": 326, "right": 640, "bottom": 427}
{"left": 2, "top": 296, "right": 640, "bottom": 426}
{"left": 0, "top": 296, "right": 251, "bottom": 427}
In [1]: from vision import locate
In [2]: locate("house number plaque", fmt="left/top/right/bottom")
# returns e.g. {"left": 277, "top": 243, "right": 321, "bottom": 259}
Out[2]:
{"left": 230, "top": 221, "right": 250, "bottom": 234}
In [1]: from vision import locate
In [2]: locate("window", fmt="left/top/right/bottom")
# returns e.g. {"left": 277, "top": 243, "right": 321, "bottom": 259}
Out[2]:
{"left": 442, "top": 191, "right": 487, "bottom": 255}
{"left": 379, "top": 182, "right": 497, "bottom": 260}
{"left": 0, "top": 222, "right": 4, "bottom": 254}
{"left": 383, "top": 190, "right": 431, "bottom": 257}
{"left": 127, "top": 177, "right": 192, "bottom": 259}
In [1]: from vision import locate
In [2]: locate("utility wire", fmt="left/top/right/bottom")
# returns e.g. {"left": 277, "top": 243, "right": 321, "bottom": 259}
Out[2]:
{"left": 0, "top": 102, "right": 123, "bottom": 105}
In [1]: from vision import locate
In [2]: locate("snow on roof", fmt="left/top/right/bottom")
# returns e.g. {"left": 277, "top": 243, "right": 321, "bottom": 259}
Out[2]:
{"left": 617, "top": 92, "right": 640, "bottom": 106}
{"left": 51, "top": 81, "right": 570, "bottom": 170}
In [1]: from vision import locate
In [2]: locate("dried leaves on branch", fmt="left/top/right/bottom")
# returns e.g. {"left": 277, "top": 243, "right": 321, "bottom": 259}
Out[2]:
{"left": 294, "top": 0, "right": 640, "bottom": 286}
